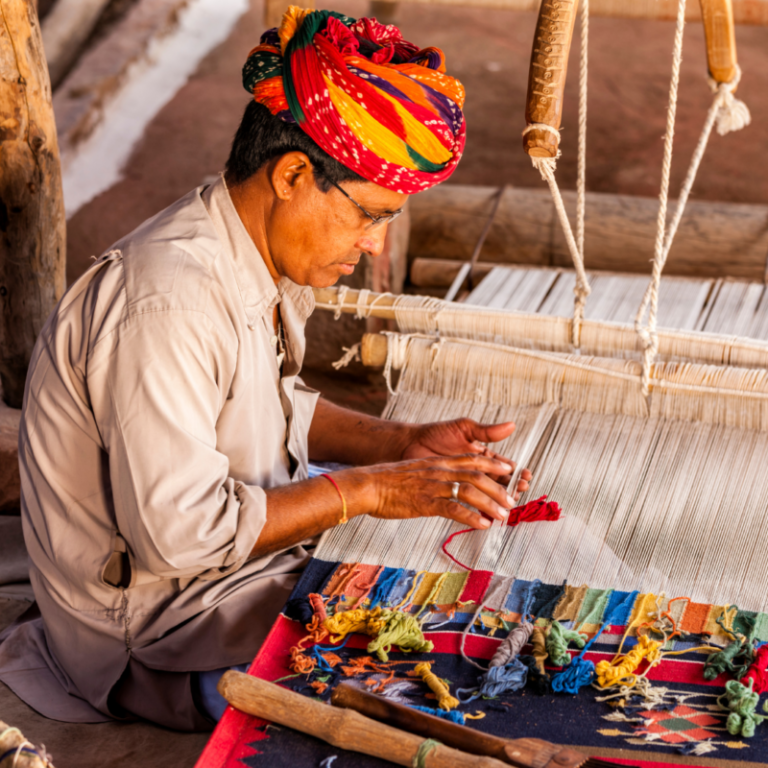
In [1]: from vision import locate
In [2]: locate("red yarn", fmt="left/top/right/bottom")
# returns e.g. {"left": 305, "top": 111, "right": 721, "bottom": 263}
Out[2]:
{"left": 507, "top": 495, "right": 562, "bottom": 527}
{"left": 741, "top": 644, "right": 768, "bottom": 693}
{"left": 441, "top": 496, "right": 563, "bottom": 570}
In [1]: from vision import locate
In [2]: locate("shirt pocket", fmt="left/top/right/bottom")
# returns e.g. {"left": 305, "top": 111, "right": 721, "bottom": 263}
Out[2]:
{"left": 288, "top": 380, "right": 320, "bottom": 480}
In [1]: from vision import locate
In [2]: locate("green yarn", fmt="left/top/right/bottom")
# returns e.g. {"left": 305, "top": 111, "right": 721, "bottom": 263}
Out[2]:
{"left": 546, "top": 620, "right": 588, "bottom": 667}
{"left": 367, "top": 610, "right": 434, "bottom": 662}
{"left": 704, "top": 638, "right": 753, "bottom": 681}
{"left": 718, "top": 679, "right": 768, "bottom": 738}
{"left": 413, "top": 739, "right": 441, "bottom": 768}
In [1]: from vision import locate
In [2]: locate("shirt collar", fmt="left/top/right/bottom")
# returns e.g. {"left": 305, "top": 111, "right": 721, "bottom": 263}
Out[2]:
{"left": 203, "top": 175, "right": 315, "bottom": 327}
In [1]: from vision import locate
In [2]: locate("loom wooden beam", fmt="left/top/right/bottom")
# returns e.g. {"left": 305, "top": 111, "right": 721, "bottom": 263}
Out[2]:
{"left": 316, "top": 287, "right": 768, "bottom": 370}
{"left": 361, "top": 333, "right": 388, "bottom": 367}
{"left": 218, "top": 671, "right": 510, "bottom": 768}
{"left": 0, "top": 0, "right": 66, "bottom": 409}
{"left": 408, "top": 185, "right": 768, "bottom": 282}
{"left": 388, "top": 0, "right": 768, "bottom": 25}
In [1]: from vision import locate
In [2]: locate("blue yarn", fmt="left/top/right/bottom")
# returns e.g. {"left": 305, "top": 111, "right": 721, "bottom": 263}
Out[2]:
{"left": 310, "top": 636, "right": 350, "bottom": 672}
{"left": 550, "top": 657, "right": 595, "bottom": 694}
{"left": 409, "top": 704, "right": 466, "bottom": 724}
{"left": 551, "top": 590, "right": 640, "bottom": 695}
{"left": 456, "top": 658, "right": 528, "bottom": 703}
{"left": 368, "top": 567, "right": 406, "bottom": 608}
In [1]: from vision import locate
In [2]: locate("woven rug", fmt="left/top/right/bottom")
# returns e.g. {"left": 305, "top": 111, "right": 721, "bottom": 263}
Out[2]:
{"left": 195, "top": 559, "right": 768, "bottom": 768}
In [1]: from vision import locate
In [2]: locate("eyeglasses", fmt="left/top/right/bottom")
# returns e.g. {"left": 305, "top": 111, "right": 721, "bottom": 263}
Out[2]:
{"left": 326, "top": 178, "right": 404, "bottom": 230}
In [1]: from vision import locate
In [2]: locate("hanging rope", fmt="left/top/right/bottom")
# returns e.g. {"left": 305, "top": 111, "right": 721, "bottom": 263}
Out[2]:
{"left": 635, "top": 2, "right": 751, "bottom": 398}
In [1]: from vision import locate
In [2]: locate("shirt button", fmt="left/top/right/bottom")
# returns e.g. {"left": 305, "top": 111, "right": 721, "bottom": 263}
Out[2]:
{"left": 270, "top": 335, "right": 278, "bottom": 346}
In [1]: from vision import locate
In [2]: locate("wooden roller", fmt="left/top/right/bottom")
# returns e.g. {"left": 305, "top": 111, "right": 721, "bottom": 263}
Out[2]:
{"left": 699, "top": 0, "right": 738, "bottom": 84}
{"left": 523, "top": 0, "right": 580, "bottom": 159}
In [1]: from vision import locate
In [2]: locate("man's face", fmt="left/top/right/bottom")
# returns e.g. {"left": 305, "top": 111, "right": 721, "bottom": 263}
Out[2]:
{"left": 266, "top": 172, "right": 408, "bottom": 288}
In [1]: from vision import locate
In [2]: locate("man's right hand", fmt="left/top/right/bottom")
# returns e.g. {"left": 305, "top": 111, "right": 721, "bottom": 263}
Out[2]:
{"left": 338, "top": 454, "right": 519, "bottom": 530}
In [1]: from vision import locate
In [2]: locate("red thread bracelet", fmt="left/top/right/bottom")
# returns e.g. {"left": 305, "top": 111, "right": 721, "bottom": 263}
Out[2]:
{"left": 321, "top": 473, "right": 348, "bottom": 525}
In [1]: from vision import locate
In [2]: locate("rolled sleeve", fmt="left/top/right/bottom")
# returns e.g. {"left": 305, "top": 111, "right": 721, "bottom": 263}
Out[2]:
{"left": 93, "top": 309, "right": 264, "bottom": 580}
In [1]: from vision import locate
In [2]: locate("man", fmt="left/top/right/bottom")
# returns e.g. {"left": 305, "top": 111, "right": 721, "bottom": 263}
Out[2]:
{"left": 0, "top": 8, "right": 530, "bottom": 730}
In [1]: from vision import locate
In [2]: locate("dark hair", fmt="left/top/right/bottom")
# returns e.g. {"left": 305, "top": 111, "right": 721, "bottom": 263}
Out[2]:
{"left": 225, "top": 100, "right": 365, "bottom": 192}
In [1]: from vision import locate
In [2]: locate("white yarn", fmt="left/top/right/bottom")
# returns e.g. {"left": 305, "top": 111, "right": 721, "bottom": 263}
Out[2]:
{"left": 521, "top": 122, "right": 562, "bottom": 143}
{"left": 331, "top": 343, "right": 361, "bottom": 370}
{"left": 333, "top": 285, "right": 349, "bottom": 320}
{"left": 355, "top": 288, "right": 372, "bottom": 319}
{"left": 710, "top": 64, "right": 751, "bottom": 136}
{"left": 381, "top": 331, "right": 410, "bottom": 395}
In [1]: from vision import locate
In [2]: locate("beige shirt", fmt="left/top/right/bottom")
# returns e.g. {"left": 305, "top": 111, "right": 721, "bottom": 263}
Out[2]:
{"left": 0, "top": 177, "right": 319, "bottom": 721}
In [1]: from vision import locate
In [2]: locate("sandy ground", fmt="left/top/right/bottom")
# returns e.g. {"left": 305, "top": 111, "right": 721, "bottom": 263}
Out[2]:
{"left": 62, "top": 0, "right": 768, "bottom": 411}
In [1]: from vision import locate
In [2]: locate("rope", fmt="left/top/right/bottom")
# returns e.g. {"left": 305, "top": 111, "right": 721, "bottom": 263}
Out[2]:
{"left": 635, "top": 65, "right": 751, "bottom": 372}
{"left": 633, "top": 0, "right": 750, "bottom": 398}
{"left": 577, "top": 0, "right": 589, "bottom": 261}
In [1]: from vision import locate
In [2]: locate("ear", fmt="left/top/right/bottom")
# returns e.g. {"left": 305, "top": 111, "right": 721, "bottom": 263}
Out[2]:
{"left": 270, "top": 151, "right": 315, "bottom": 201}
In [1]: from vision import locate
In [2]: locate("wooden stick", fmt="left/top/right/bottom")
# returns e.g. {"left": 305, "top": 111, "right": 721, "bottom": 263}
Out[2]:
{"left": 331, "top": 684, "right": 589, "bottom": 768}
{"left": 699, "top": 0, "right": 739, "bottom": 83}
{"left": 0, "top": 0, "right": 65, "bottom": 408}
{"left": 523, "top": 0, "right": 580, "bottom": 159}
{"left": 218, "top": 671, "right": 511, "bottom": 768}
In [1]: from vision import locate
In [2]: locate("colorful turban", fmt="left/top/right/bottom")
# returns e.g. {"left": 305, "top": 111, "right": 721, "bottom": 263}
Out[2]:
{"left": 242, "top": 7, "right": 466, "bottom": 194}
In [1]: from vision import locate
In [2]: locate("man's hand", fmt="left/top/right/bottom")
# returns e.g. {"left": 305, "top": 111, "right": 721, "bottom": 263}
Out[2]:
{"left": 400, "top": 418, "right": 531, "bottom": 500}
{"left": 355, "top": 453, "right": 520, "bottom": 530}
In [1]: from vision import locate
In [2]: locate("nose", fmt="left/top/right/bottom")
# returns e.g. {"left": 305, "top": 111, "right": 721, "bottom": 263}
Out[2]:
{"left": 355, "top": 222, "right": 389, "bottom": 259}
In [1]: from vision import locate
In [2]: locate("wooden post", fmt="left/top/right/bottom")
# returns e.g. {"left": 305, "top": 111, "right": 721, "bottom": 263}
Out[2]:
{"left": 0, "top": 0, "right": 65, "bottom": 408}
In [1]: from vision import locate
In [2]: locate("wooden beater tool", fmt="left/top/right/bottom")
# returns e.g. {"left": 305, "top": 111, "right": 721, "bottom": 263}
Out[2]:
{"left": 332, "top": 684, "right": 629, "bottom": 768}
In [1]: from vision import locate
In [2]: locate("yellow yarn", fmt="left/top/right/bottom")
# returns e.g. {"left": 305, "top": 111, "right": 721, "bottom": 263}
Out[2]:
{"left": 414, "top": 662, "right": 459, "bottom": 711}
{"left": 531, "top": 625, "right": 549, "bottom": 675}
{"left": 323, "top": 607, "right": 386, "bottom": 643}
{"left": 595, "top": 635, "right": 662, "bottom": 688}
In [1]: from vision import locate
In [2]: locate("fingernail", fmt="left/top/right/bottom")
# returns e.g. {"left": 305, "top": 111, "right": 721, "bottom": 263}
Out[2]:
{"left": 506, "top": 494, "right": 515, "bottom": 506}
{"left": 499, "top": 463, "right": 513, "bottom": 471}
{"left": 480, "top": 518, "right": 491, "bottom": 528}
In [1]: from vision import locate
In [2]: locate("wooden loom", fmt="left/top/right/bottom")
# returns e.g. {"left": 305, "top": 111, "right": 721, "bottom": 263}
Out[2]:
{"left": 310, "top": 0, "right": 768, "bottom": 613}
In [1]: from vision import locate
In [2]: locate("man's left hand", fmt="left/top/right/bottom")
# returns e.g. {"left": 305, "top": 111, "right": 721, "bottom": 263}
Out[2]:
{"left": 400, "top": 419, "right": 532, "bottom": 501}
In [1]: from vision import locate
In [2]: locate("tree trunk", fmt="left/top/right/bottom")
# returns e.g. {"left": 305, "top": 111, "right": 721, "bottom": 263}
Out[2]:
{"left": 0, "top": 0, "right": 65, "bottom": 408}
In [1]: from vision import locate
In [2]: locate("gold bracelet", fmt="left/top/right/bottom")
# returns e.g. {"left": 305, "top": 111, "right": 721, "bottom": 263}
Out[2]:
{"left": 320, "top": 473, "right": 348, "bottom": 525}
